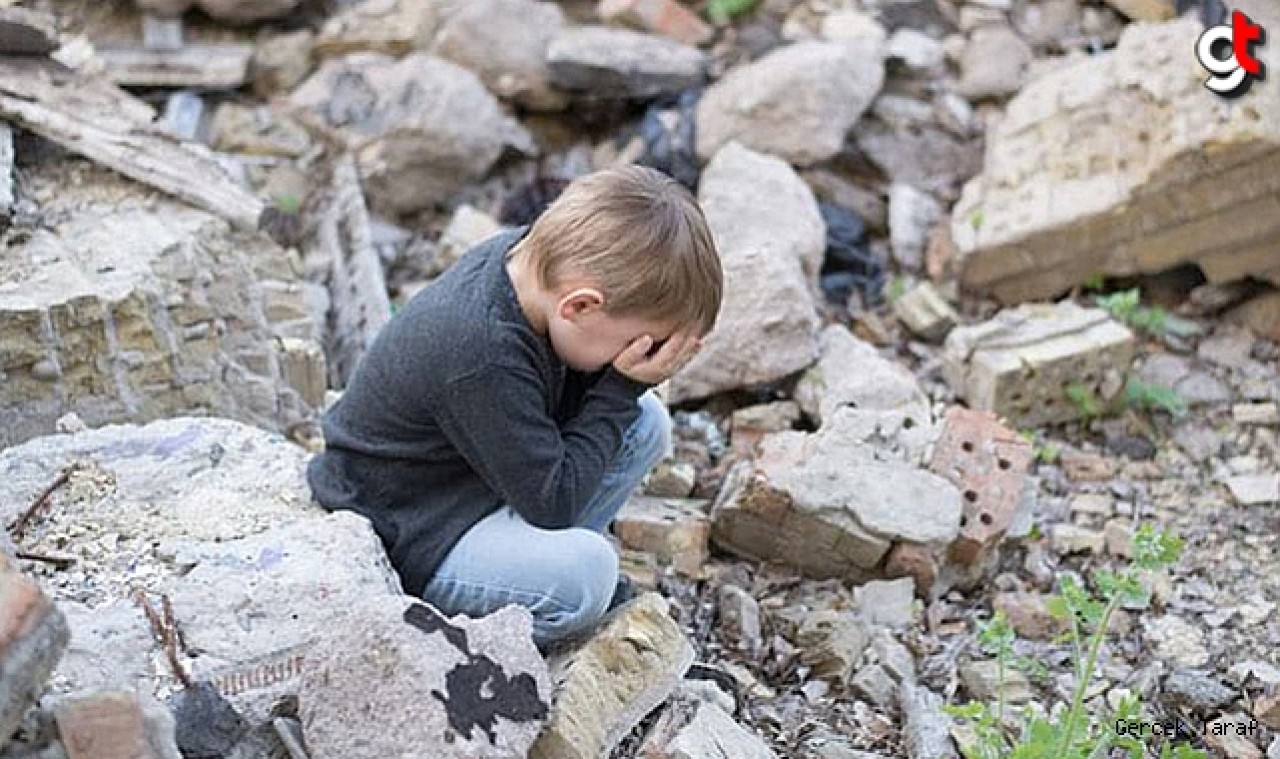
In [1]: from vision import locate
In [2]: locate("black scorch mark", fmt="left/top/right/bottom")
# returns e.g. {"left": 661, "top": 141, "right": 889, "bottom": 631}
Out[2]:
{"left": 403, "top": 603, "right": 549, "bottom": 744}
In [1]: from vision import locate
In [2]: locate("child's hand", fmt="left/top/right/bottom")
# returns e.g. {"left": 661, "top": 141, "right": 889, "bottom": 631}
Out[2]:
{"left": 613, "top": 331, "right": 702, "bottom": 385}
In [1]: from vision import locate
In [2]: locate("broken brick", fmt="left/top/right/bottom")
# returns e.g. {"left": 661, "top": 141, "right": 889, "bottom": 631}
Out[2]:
{"left": 1, "top": 557, "right": 70, "bottom": 752}
{"left": 613, "top": 495, "right": 711, "bottom": 578}
{"left": 598, "top": 0, "right": 713, "bottom": 47}
{"left": 928, "top": 407, "right": 1032, "bottom": 567}
{"left": 882, "top": 542, "right": 938, "bottom": 598}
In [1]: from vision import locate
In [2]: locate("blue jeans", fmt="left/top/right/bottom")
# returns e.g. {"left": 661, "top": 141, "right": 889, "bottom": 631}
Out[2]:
{"left": 420, "top": 391, "right": 672, "bottom": 646}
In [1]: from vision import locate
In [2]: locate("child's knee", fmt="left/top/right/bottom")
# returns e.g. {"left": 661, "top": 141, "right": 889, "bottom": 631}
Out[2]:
{"left": 535, "top": 530, "right": 618, "bottom": 642}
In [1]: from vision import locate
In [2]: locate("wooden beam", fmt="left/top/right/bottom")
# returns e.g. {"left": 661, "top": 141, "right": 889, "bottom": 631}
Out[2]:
{"left": 0, "top": 57, "right": 263, "bottom": 230}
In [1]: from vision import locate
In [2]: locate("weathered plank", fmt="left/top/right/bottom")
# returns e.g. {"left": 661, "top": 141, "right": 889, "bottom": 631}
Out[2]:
{"left": 0, "top": 57, "right": 263, "bottom": 230}
{"left": 307, "top": 156, "right": 391, "bottom": 387}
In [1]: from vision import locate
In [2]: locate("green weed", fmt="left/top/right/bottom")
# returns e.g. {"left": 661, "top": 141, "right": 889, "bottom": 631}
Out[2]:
{"left": 946, "top": 526, "right": 1202, "bottom": 759}
{"left": 706, "top": 0, "right": 756, "bottom": 23}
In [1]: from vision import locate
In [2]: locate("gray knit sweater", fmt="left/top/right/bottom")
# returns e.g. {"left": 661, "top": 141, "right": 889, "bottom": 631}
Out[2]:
{"left": 305, "top": 226, "right": 649, "bottom": 595}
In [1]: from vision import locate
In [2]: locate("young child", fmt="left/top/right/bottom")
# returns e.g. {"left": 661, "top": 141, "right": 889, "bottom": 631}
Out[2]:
{"left": 306, "top": 166, "right": 723, "bottom": 646}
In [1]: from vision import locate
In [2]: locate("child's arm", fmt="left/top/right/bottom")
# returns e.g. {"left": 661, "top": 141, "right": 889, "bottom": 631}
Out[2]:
{"left": 431, "top": 362, "right": 649, "bottom": 529}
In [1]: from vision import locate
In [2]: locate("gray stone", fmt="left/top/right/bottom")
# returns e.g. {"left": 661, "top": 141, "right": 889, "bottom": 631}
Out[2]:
{"left": 250, "top": 29, "right": 315, "bottom": 97}
{"left": 1164, "top": 669, "right": 1236, "bottom": 711}
{"left": 870, "top": 630, "right": 916, "bottom": 684}
{"left": 956, "top": 25, "right": 1031, "bottom": 99}
{"left": 668, "top": 143, "right": 824, "bottom": 404}
{"left": 854, "top": 578, "right": 916, "bottom": 627}
{"left": 431, "top": 0, "right": 568, "bottom": 110}
{"left": 530, "top": 593, "right": 694, "bottom": 759}
{"left": 1144, "top": 616, "right": 1210, "bottom": 668}
{"left": 1, "top": 560, "right": 70, "bottom": 754}
{"left": 850, "top": 664, "right": 897, "bottom": 707}
{"left": 886, "top": 28, "right": 944, "bottom": 71}
{"left": 1050, "top": 524, "right": 1105, "bottom": 555}
{"left": 289, "top": 52, "right": 533, "bottom": 216}
{"left": 959, "top": 660, "right": 1032, "bottom": 702}
{"left": 645, "top": 460, "right": 698, "bottom": 498}
{"left": 900, "top": 683, "right": 958, "bottom": 759}
{"left": 794, "top": 325, "right": 930, "bottom": 428}
{"left": 196, "top": 0, "right": 301, "bottom": 23}
{"left": 656, "top": 701, "right": 778, "bottom": 759}
{"left": 1198, "top": 328, "right": 1256, "bottom": 370}
{"left": 546, "top": 25, "right": 706, "bottom": 100}
{"left": 431, "top": 204, "right": 504, "bottom": 278}
{"left": 711, "top": 407, "right": 962, "bottom": 582}
{"left": 893, "top": 282, "right": 959, "bottom": 342}
{"left": 314, "top": 0, "right": 443, "bottom": 58}
{"left": 796, "top": 611, "right": 868, "bottom": 684}
{"left": 1223, "top": 474, "right": 1280, "bottom": 506}
{"left": 299, "top": 597, "right": 550, "bottom": 759}
{"left": 944, "top": 302, "right": 1136, "bottom": 427}
{"left": 0, "top": 8, "right": 58, "bottom": 55}
{"left": 696, "top": 40, "right": 885, "bottom": 167}
{"left": 0, "top": 162, "right": 326, "bottom": 449}
{"left": 820, "top": 10, "right": 887, "bottom": 50}
{"left": 889, "top": 184, "right": 943, "bottom": 270}
{"left": 718, "top": 585, "right": 763, "bottom": 655}
{"left": 1137, "top": 355, "right": 1231, "bottom": 407}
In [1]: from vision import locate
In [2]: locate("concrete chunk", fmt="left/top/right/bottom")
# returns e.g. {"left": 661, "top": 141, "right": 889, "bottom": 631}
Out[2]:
{"left": 711, "top": 408, "right": 962, "bottom": 583}
{"left": 531, "top": 593, "right": 694, "bottom": 759}
{"left": 943, "top": 302, "right": 1135, "bottom": 427}
{"left": 795, "top": 325, "right": 929, "bottom": 428}
{"left": 0, "top": 8, "right": 59, "bottom": 55}
{"left": 546, "top": 25, "right": 706, "bottom": 100}
{"left": 893, "top": 282, "right": 959, "bottom": 342}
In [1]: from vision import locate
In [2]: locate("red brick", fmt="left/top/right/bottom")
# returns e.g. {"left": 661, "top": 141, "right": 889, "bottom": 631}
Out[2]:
{"left": 598, "top": 0, "right": 713, "bottom": 46}
{"left": 1, "top": 561, "right": 69, "bottom": 750}
{"left": 928, "top": 407, "right": 1032, "bottom": 567}
{"left": 56, "top": 692, "right": 149, "bottom": 759}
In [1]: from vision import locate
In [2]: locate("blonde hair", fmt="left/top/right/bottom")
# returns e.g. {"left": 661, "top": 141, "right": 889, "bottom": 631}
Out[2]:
{"left": 511, "top": 166, "right": 723, "bottom": 335}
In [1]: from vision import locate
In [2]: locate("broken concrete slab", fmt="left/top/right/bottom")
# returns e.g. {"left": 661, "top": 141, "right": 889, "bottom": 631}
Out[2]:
{"left": 546, "top": 25, "right": 706, "bottom": 101}
{"left": 668, "top": 142, "right": 824, "bottom": 404}
{"left": 290, "top": 52, "right": 532, "bottom": 216}
{"left": 929, "top": 407, "right": 1033, "bottom": 568}
{"left": 0, "top": 417, "right": 403, "bottom": 729}
{"left": 0, "top": 7, "right": 58, "bottom": 56}
{"left": 696, "top": 40, "right": 885, "bottom": 167}
{"left": 613, "top": 495, "right": 711, "bottom": 578}
{"left": 1, "top": 556, "right": 71, "bottom": 753}
{"left": 711, "top": 407, "right": 962, "bottom": 583}
{"left": 531, "top": 593, "right": 694, "bottom": 759}
{"left": 0, "top": 158, "right": 325, "bottom": 448}
{"left": 952, "top": 14, "right": 1280, "bottom": 303}
{"left": 943, "top": 302, "right": 1135, "bottom": 427}
{"left": 299, "top": 597, "right": 550, "bottom": 759}
{"left": 97, "top": 45, "right": 254, "bottom": 90}
{"left": 794, "top": 325, "right": 930, "bottom": 428}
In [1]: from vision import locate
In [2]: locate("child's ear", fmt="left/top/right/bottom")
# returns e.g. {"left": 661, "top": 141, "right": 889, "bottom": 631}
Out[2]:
{"left": 558, "top": 287, "right": 605, "bottom": 321}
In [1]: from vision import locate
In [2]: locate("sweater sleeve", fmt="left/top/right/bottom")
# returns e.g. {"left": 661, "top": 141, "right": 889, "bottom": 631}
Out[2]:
{"left": 431, "top": 363, "right": 649, "bottom": 529}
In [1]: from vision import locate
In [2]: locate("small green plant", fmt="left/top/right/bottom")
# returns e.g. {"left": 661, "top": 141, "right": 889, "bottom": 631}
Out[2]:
{"left": 1065, "top": 383, "right": 1103, "bottom": 424}
{"left": 1095, "top": 288, "right": 1169, "bottom": 336}
{"left": 886, "top": 275, "right": 909, "bottom": 303}
{"left": 1081, "top": 273, "right": 1107, "bottom": 292}
{"left": 706, "top": 0, "right": 756, "bottom": 23}
{"left": 1124, "top": 377, "right": 1188, "bottom": 419}
{"left": 275, "top": 193, "right": 302, "bottom": 215}
{"left": 946, "top": 526, "right": 1202, "bottom": 759}
{"left": 1033, "top": 443, "right": 1061, "bottom": 465}
{"left": 969, "top": 209, "right": 985, "bottom": 231}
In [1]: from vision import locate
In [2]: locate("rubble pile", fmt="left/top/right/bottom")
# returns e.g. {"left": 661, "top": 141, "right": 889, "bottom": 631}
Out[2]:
{"left": 1, "top": 0, "right": 1279, "bottom": 757}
